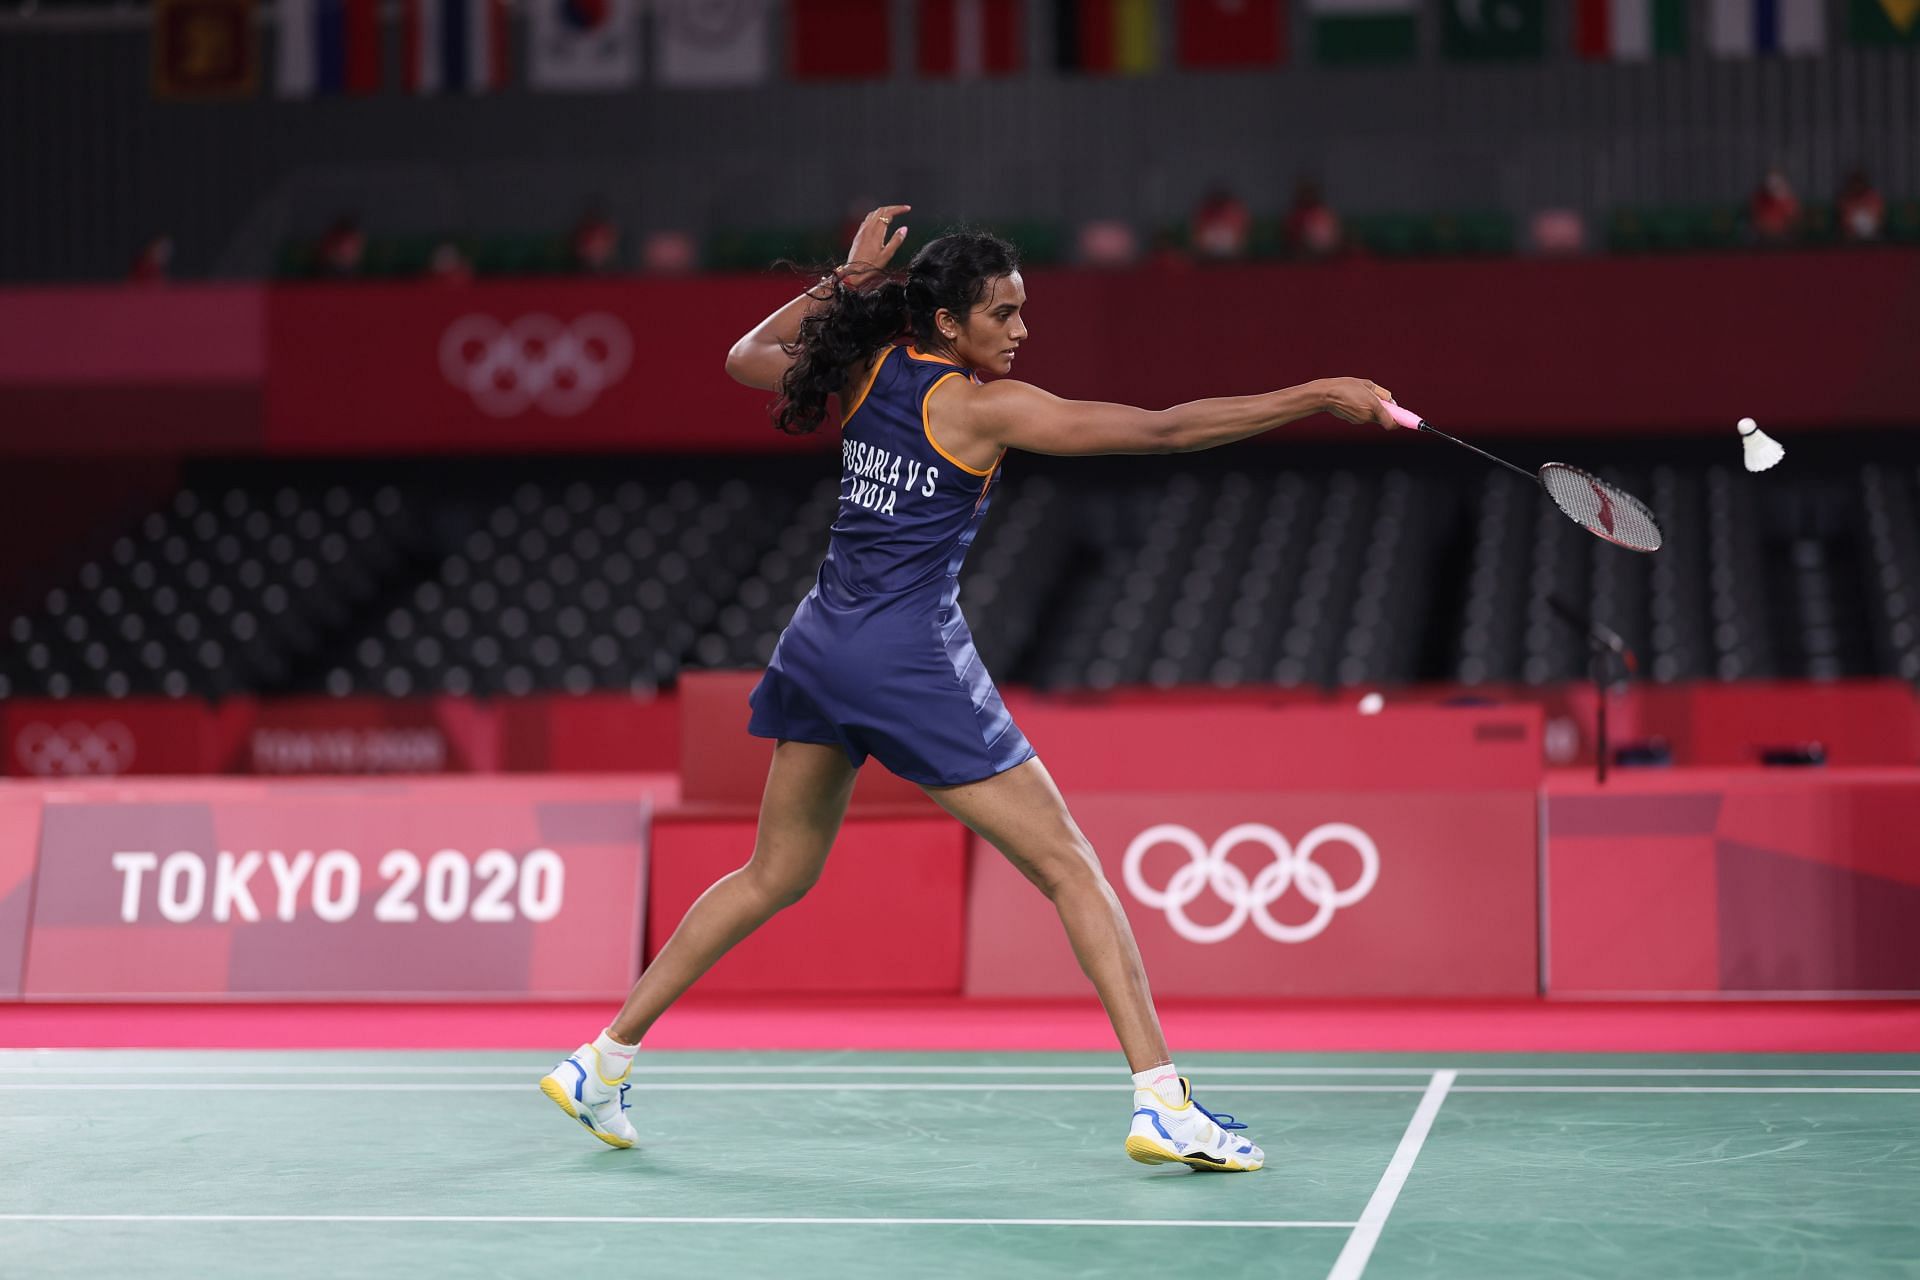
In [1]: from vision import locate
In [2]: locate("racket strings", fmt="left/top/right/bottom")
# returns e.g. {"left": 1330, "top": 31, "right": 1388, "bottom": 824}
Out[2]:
{"left": 1540, "top": 464, "right": 1663, "bottom": 553}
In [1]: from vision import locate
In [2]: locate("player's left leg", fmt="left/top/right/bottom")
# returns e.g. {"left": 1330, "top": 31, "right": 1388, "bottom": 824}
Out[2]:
{"left": 921, "top": 758, "right": 1263, "bottom": 1171}
{"left": 540, "top": 741, "right": 858, "bottom": 1148}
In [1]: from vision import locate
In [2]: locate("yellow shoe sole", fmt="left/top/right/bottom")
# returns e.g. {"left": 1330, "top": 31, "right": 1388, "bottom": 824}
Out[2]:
{"left": 1125, "top": 1134, "right": 1261, "bottom": 1172}
{"left": 539, "top": 1076, "right": 634, "bottom": 1149}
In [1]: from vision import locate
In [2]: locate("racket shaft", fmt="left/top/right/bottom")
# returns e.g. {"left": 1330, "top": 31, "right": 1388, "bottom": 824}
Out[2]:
{"left": 1386, "top": 404, "right": 1539, "bottom": 484}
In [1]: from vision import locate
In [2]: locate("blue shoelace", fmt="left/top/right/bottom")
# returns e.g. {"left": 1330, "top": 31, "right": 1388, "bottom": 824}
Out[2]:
{"left": 618, "top": 1082, "right": 631, "bottom": 1112}
{"left": 1193, "top": 1097, "right": 1247, "bottom": 1131}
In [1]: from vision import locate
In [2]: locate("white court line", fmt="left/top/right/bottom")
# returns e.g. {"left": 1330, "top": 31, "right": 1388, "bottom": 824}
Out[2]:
{"left": 1451, "top": 1085, "right": 1920, "bottom": 1095}
{"left": 0, "top": 1082, "right": 1427, "bottom": 1094}
{"left": 0, "top": 1081, "right": 1916, "bottom": 1094}
{"left": 2, "top": 1063, "right": 1915, "bottom": 1077}
{"left": 0, "top": 1213, "right": 1354, "bottom": 1230}
{"left": 1327, "top": 1069, "right": 1456, "bottom": 1280}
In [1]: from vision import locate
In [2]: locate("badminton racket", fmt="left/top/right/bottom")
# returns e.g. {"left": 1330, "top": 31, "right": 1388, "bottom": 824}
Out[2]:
{"left": 1385, "top": 404, "right": 1663, "bottom": 553}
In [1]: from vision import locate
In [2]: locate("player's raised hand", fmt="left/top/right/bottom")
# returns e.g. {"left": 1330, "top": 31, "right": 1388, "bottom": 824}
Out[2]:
{"left": 841, "top": 204, "right": 911, "bottom": 280}
{"left": 1318, "top": 378, "right": 1399, "bottom": 429}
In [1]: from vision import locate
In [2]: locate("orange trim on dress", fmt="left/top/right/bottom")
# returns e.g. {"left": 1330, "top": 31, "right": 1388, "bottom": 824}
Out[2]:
{"left": 921, "top": 371, "right": 1001, "bottom": 478}
{"left": 904, "top": 347, "right": 964, "bottom": 367}
{"left": 842, "top": 347, "right": 894, "bottom": 425}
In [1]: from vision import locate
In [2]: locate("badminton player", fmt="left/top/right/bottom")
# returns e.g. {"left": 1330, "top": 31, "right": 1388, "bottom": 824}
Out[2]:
{"left": 542, "top": 205, "right": 1398, "bottom": 1171}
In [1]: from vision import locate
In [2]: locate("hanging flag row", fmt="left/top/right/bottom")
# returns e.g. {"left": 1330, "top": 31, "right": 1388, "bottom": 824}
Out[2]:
{"left": 163, "top": 1, "right": 1918, "bottom": 100}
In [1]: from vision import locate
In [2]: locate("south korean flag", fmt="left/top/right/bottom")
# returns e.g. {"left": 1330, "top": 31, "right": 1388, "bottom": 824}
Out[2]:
{"left": 529, "top": 0, "right": 641, "bottom": 92}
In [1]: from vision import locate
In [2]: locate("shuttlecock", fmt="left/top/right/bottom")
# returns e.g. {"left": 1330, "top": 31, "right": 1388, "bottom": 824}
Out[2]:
{"left": 1357, "top": 692, "right": 1385, "bottom": 715}
{"left": 1738, "top": 417, "right": 1784, "bottom": 472}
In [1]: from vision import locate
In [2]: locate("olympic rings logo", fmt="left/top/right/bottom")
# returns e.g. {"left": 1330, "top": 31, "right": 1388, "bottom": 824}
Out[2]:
{"left": 1121, "top": 822, "right": 1379, "bottom": 944}
{"left": 439, "top": 313, "right": 633, "bottom": 418}
{"left": 14, "top": 720, "right": 136, "bottom": 776}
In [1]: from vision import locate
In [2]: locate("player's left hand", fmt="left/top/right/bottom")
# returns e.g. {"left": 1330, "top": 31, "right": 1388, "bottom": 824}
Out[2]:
{"left": 841, "top": 204, "right": 911, "bottom": 280}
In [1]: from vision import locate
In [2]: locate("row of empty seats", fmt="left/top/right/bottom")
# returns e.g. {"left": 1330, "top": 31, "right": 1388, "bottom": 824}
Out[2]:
{"left": 3, "top": 445, "right": 1916, "bottom": 700}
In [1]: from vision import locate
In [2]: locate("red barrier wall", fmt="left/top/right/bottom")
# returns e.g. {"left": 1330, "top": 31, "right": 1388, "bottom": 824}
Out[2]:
{"left": 8, "top": 682, "right": 1913, "bottom": 783}
{"left": 5, "top": 250, "right": 1916, "bottom": 455}
{"left": 1, "top": 694, "right": 684, "bottom": 778}
{"left": 1544, "top": 769, "right": 1920, "bottom": 997}
{"left": 677, "top": 671, "right": 934, "bottom": 810}
{"left": 0, "top": 790, "right": 39, "bottom": 998}
{"left": 7, "top": 740, "right": 1918, "bottom": 1001}
{"left": 15, "top": 776, "right": 663, "bottom": 1000}
{"left": 1395, "top": 680, "right": 1920, "bottom": 769}
{"left": 1004, "top": 699, "right": 1544, "bottom": 792}
{"left": 3, "top": 698, "right": 236, "bottom": 777}
{"left": 647, "top": 809, "right": 966, "bottom": 994}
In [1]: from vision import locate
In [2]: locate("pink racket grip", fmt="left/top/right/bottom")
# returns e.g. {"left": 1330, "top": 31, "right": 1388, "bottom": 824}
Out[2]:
{"left": 1385, "top": 403, "right": 1427, "bottom": 431}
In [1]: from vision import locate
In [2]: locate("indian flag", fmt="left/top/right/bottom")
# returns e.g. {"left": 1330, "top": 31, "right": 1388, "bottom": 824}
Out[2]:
{"left": 1308, "top": 0, "right": 1417, "bottom": 66}
{"left": 1576, "top": 0, "right": 1685, "bottom": 60}
{"left": 1850, "top": 0, "right": 1920, "bottom": 45}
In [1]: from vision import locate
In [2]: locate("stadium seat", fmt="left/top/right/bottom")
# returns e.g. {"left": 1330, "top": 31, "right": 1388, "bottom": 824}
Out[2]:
{"left": 5, "top": 450, "right": 1915, "bottom": 701}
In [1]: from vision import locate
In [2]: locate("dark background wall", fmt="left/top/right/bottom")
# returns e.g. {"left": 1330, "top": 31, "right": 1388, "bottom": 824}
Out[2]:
{"left": 2, "top": 1, "right": 1915, "bottom": 282}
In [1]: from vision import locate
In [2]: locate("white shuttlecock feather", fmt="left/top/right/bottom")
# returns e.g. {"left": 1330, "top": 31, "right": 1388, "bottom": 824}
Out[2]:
{"left": 1738, "top": 417, "right": 1784, "bottom": 472}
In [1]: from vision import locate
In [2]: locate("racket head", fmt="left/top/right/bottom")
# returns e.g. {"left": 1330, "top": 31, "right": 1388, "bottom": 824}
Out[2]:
{"left": 1538, "top": 463, "right": 1664, "bottom": 553}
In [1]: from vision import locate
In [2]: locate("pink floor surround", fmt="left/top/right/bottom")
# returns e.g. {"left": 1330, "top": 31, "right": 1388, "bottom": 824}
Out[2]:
{"left": 4, "top": 997, "right": 1916, "bottom": 1053}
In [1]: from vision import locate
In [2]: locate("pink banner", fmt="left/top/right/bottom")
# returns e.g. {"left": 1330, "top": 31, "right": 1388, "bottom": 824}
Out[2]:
{"left": 1545, "top": 768, "right": 1920, "bottom": 996}
{"left": 965, "top": 789, "right": 1539, "bottom": 997}
{"left": 19, "top": 776, "right": 660, "bottom": 999}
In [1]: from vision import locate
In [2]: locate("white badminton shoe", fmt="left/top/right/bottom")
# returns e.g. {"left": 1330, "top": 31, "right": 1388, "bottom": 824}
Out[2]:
{"left": 1126, "top": 1077, "right": 1264, "bottom": 1172}
{"left": 539, "top": 1043, "right": 637, "bottom": 1149}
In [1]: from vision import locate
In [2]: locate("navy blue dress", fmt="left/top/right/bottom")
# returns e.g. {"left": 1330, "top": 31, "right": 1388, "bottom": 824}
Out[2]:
{"left": 747, "top": 345, "right": 1036, "bottom": 786}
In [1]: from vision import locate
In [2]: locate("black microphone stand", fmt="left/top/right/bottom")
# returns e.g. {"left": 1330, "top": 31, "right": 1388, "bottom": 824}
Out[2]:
{"left": 1549, "top": 597, "right": 1638, "bottom": 787}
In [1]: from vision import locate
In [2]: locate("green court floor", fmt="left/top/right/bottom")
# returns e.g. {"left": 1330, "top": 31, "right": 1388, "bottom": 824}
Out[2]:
{"left": 3, "top": 1051, "right": 1917, "bottom": 1278}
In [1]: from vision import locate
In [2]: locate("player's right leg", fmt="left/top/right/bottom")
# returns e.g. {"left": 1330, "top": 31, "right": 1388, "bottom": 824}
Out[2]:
{"left": 920, "top": 757, "right": 1264, "bottom": 1171}
{"left": 540, "top": 740, "right": 858, "bottom": 1148}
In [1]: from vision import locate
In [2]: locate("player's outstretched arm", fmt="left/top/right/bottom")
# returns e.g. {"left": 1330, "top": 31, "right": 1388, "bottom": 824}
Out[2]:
{"left": 947, "top": 376, "right": 1398, "bottom": 457}
{"left": 725, "top": 204, "right": 912, "bottom": 391}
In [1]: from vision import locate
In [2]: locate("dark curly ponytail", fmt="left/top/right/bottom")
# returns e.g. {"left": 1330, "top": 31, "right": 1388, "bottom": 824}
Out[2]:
{"left": 774, "top": 231, "right": 1020, "bottom": 436}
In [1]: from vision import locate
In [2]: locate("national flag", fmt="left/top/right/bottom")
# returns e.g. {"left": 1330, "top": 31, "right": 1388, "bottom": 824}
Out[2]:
{"left": 1576, "top": 0, "right": 1686, "bottom": 60}
{"left": 919, "top": 0, "right": 1025, "bottom": 77}
{"left": 1052, "top": 0, "right": 1160, "bottom": 74}
{"left": 1705, "top": 0, "right": 1825, "bottom": 56}
{"left": 791, "top": 0, "right": 894, "bottom": 79}
{"left": 527, "top": 0, "right": 638, "bottom": 91}
{"left": 1177, "top": 0, "right": 1284, "bottom": 68}
{"left": 657, "top": 0, "right": 771, "bottom": 86}
{"left": 1849, "top": 0, "right": 1920, "bottom": 44}
{"left": 403, "top": 0, "right": 510, "bottom": 93}
{"left": 1442, "top": 0, "right": 1544, "bottom": 61}
{"left": 1307, "top": 0, "right": 1417, "bottom": 66}
{"left": 276, "top": 0, "right": 381, "bottom": 97}
{"left": 155, "top": 0, "right": 258, "bottom": 98}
